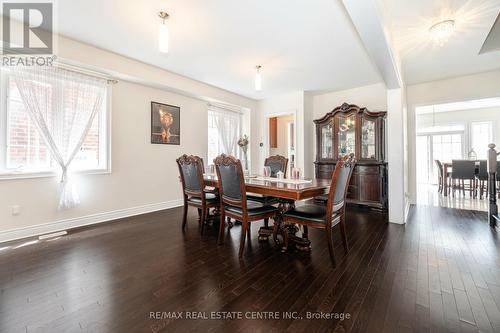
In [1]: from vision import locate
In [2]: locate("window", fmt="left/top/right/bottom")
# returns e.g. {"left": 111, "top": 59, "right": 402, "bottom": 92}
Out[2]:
{"left": 0, "top": 68, "right": 110, "bottom": 177}
{"left": 416, "top": 123, "right": 465, "bottom": 184}
{"left": 470, "top": 121, "right": 492, "bottom": 159}
{"left": 431, "top": 133, "right": 464, "bottom": 164}
{"left": 207, "top": 106, "right": 242, "bottom": 166}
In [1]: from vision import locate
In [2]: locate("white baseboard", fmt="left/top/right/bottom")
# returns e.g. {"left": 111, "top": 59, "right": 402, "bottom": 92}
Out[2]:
{"left": 0, "top": 199, "right": 184, "bottom": 244}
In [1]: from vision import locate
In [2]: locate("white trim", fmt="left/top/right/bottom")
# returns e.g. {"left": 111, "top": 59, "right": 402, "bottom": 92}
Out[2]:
{"left": 0, "top": 199, "right": 183, "bottom": 243}
{"left": 0, "top": 72, "right": 113, "bottom": 180}
{"left": 0, "top": 168, "right": 111, "bottom": 180}
{"left": 207, "top": 102, "right": 244, "bottom": 114}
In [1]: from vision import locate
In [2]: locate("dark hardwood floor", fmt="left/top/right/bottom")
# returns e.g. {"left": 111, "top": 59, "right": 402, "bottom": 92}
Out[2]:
{"left": 1, "top": 204, "right": 500, "bottom": 332}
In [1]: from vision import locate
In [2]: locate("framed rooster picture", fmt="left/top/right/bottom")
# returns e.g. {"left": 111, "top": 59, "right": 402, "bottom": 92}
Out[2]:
{"left": 151, "top": 102, "right": 180, "bottom": 145}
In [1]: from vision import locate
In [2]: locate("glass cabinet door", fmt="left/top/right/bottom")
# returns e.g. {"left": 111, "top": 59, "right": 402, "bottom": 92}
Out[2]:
{"left": 361, "top": 118, "right": 376, "bottom": 159}
{"left": 337, "top": 113, "right": 356, "bottom": 158}
{"left": 320, "top": 122, "right": 333, "bottom": 159}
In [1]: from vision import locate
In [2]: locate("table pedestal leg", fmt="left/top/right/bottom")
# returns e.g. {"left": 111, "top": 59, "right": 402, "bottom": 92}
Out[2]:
{"left": 258, "top": 199, "right": 313, "bottom": 252}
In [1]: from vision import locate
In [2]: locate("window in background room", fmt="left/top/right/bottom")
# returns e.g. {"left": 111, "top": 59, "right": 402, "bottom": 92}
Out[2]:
{"left": 0, "top": 68, "right": 110, "bottom": 177}
{"left": 432, "top": 133, "right": 464, "bottom": 164}
{"left": 207, "top": 106, "right": 242, "bottom": 166}
{"left": 416, "top": 124, "right": 464, "bottom": 184}
{"left": 470, "top": 121, "right": 493, "bottom": 159}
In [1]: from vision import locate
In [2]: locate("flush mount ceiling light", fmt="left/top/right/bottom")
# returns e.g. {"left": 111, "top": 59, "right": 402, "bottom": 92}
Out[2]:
{"left": 429, "top": 19, "right": 455, "bottom": 46}
{"left": 255, "top": 65, "right": 262, "bottom": 91}
{"left": 158, "top": 11, "right": 169, "bottom": 53}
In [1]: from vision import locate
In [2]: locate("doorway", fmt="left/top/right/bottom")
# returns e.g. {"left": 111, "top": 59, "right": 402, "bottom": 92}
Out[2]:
{"left": 414, "top": 97, "right": 500, "bottom": 212}
{"left": 262, "top": 112, "right": 296, "bottom": 175}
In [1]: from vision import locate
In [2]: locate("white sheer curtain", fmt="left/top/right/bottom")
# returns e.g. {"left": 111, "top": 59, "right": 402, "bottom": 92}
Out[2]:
{"left": 209, "top": 106, "right": 242, "bottom": 158}
{"left": 11, "top": 66, "right": 107, "bottom": 209}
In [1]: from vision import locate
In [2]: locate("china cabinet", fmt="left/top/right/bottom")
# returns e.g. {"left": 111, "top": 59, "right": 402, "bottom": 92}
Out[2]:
{"left": 314, "top": 103, "right": 387, "bottom": 210}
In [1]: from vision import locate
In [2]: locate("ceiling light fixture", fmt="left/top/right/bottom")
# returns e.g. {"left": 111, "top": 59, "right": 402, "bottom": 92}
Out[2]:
{"left": 255, "top": 65, "right": 262, "bottom": 91}
{"left": 158, "top": 11, "right": 169, "bottom": 53}
{"left": 429, "top": 19, "right": 455, "bottom": 46}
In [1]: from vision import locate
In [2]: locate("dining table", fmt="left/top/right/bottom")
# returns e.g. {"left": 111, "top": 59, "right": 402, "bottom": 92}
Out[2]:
{"left": 203, "top": 174, "right": 330, "bottom": 250}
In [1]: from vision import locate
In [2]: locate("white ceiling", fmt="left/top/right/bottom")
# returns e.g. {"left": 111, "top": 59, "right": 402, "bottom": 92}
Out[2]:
{"left": 380, "top": 0, "right": 500, "bottom": 85}
{"left": 55, "top": 0, "right": 382, "bottom": 100}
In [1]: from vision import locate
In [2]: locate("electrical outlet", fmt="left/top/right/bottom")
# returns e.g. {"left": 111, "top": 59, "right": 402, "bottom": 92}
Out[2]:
{"left": 11, "top": 205, "right": 21, "bottom": 216}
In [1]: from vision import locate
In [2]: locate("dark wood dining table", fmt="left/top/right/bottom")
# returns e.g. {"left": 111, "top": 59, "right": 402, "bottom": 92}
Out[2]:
{"left": 203, "top": 174, "right": 330, "bottom": 250}
{"left": 203, "top": 174, "right": 330, "bottom": 200}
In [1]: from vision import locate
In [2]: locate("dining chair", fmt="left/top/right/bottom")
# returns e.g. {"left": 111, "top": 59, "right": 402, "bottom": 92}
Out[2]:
{"left": 281, "top": 154, "right": 356, "bottom": 267}
{"left": 265, "top": 155, "right": 289, "bottom": 177}
{"left": 214, "top": 154, "right": 278, "bottom": 258}
{"left": 247, "top": 155, "right": 288, "bottom": 200}
{"left": 434, "top": 160, "right": 444, "bottom": 193}
{"left": 246, "top": 154, "right": 289, "bottom": 232}
{"left": 451, "top": 160, "right": 476, "bottom": 197}
{"left": 176, "top": 154, "right": 219, "bottom": 234}
{"left": 247, "top": 155, "right": 289, "bottom": 206}
{"left": 476, "top": 160, "right": 488, "bottom": 199}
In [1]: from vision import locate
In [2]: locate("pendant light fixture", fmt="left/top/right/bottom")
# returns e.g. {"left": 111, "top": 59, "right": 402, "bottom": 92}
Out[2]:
{"left": 255, "top": 65, "right": 262, "bottom": 91}
{"left": 158, "top": 11, "right": 169, "bottom": 53}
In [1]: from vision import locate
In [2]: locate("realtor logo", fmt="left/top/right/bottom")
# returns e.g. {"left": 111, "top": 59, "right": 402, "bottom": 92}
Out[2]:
{"left": 2, "top": 2, "right": 53, "bottom": 54}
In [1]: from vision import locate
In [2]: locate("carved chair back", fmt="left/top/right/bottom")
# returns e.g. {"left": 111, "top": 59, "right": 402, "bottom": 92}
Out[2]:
{"left": 264, "top": 155, "right": 289, "bottom": 177}
{"left": 325, "top": 154, "right": 356, "bottom": 227}
{"left": 176, "top": 155, "right": 204, "bottom": 198}
{"left": 214, "top": 154, "right": 247, "bottom": 213}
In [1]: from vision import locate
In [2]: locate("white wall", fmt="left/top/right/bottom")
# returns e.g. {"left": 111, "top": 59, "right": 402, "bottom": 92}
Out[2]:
{"left": 312, "top": 83, "right": 388, "bottom": 120}
{"left": 0, "top": 34, "right": 257, "bottom": 240}
{"left": 407, "top": 70, "right": 500, "bottom": 203}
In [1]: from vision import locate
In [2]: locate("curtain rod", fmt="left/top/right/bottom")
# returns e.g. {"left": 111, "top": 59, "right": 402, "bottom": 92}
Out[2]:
{"left": 55, "top": 61, "right": 119, "bottom": 84}
{"left": 208, "top": 102, "right": 245, "bottom": 114}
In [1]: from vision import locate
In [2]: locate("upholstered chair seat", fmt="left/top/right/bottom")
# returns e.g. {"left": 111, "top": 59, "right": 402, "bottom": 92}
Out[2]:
{"left": 246, "top": 194, "right": 279, "bottom": 205}
{"left": 283, "top": 205, "right": 341, "bottom": 224}
{"left": 188, "top": 192, "right": 219, "bottom": 204}
{"left": 225, "top": 202, "right": 278, "bottom": 216}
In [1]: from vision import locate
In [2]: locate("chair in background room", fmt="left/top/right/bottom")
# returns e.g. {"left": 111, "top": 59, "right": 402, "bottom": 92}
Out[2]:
{"left": 281, "top": 154, "right": 356, "bottom": 267}
{"left": 435, "top": 160, "right": 444, "bottom": 193}
{"left": 214, "top": 154, "right": 278, "bottom": 258}
{"left": 177, "top": 155, "right": 220, "bottom": 234}
{"left": 476, "top": 160, "right": 488, "bottom": 199}
{"left": 451, "top": 160, "right": 476, "bottom": 197}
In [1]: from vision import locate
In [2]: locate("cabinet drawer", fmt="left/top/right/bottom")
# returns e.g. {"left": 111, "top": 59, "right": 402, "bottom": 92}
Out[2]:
{"left": 355, "top": 165, "right": 379, "bottom": 175}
